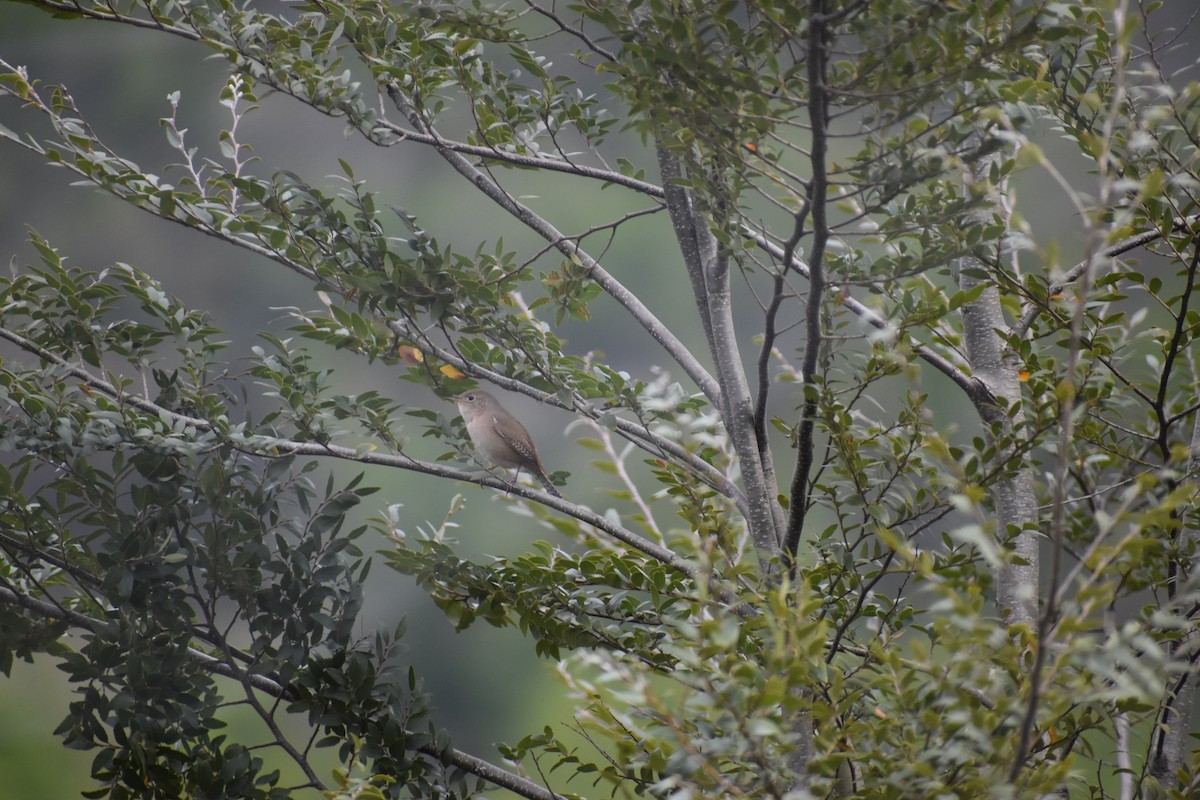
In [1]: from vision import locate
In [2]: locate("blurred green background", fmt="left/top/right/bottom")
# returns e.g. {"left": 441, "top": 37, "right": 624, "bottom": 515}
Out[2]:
{"left": 1, "top": 3, "right": 1196, "bottom": 797}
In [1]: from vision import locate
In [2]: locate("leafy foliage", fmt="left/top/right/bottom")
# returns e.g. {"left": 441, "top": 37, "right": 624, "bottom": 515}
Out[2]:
{"left": 1, "top": 1, "right": 1199, "bottom": 799}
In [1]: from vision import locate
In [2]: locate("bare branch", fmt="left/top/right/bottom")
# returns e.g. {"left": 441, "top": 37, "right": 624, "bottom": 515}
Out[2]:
{"left": 0, "top": 325, "right": 695, "bottom": 577}
{"left": 385, "top": 85, "right": 723, "bottom": 409}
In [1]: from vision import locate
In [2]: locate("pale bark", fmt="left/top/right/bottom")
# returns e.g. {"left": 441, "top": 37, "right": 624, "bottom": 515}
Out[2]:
{"left": 655, "top": 144, "right": 783, "bottom": 550}
{"left": 1150, "top": 408, "right": 1200, "bottom": 788}
{"left": 958, "top": 155, "right": 1039, "bottom": 627}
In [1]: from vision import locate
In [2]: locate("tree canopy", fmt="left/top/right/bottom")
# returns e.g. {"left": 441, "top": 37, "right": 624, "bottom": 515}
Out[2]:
{"left": 1, "top": 0, "right": 1199, "bottom": 798}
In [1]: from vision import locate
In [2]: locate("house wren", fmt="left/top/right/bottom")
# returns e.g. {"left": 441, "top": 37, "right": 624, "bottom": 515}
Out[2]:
{"left": 453, "top": 390, "right": 562, "bottom": 498}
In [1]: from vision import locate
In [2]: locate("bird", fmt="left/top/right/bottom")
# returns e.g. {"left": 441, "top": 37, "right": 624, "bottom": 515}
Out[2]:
{"left": 452, "top": 389, "right": 562, "bottom": 498}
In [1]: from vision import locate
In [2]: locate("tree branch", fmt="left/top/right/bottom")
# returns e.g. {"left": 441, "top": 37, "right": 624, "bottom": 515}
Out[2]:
{"left": 0, "top": 324, "right": 695, "bottom": 577}
{"left": 8, "top": 0, "right": 200, "bottom": 39}
{"left": 1149, "top": 401, "right": 1200, "bottom": 786}
{"left": 744, "top": 229, "right": 987, "bottom": 405}
{"left": 1011, "top": 222, "right": 1192, "bottom": 339}
{"left": 374, "top": 117, "right": 661, "bottom": 196}
{"left": 782, "top": 0, "right": 832, "bottom": 573}
{"left": 0, "top": 584, "right": 560, "bottom": 800}
{"left": 384, "top": 84, "right": 723, "bottom": 409}
{"left": 653, "top": 143, "right": 782, "bottom": 550}
{"left": 385, "top": 321, "right": 750, "bottom": 515}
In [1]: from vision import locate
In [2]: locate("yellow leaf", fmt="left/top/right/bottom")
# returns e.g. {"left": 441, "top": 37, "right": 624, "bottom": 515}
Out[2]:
{"left": 396, "top": 345, "right": 424, "bottom": 365}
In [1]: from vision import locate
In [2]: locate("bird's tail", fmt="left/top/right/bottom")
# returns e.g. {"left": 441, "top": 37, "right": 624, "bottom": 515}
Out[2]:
{"left": 535, "top": 469, "right": 563, "bottom": 498}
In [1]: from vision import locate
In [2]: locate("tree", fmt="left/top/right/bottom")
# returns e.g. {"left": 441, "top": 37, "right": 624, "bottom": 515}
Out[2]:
{"left": 0, "top": 0, "right": 1198, "bottom": 797}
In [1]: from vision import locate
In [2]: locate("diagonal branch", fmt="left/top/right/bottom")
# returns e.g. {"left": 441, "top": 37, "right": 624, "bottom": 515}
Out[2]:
{"left": 385, "top": 321, "right": 749, "bottom": 514}
{"left": 1011, "top": 218, "right": 1197, "bottom": 340}
{"left": 0, "top": 66, "right": 739, "bottom": 522}
{"left": 384, "top": 85, "right": 722, "bottom": 410}
{"left": 0, "top": 324, "right": 695, "bottom": 577}
{"left": 375, "top": 117, "right": 663, "bottom": 196}
{"left": 743, "top": 229, "right": 991, "bottom": 406}
{"left": 242, "top": 436, "right": 695, "bottom": 576}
